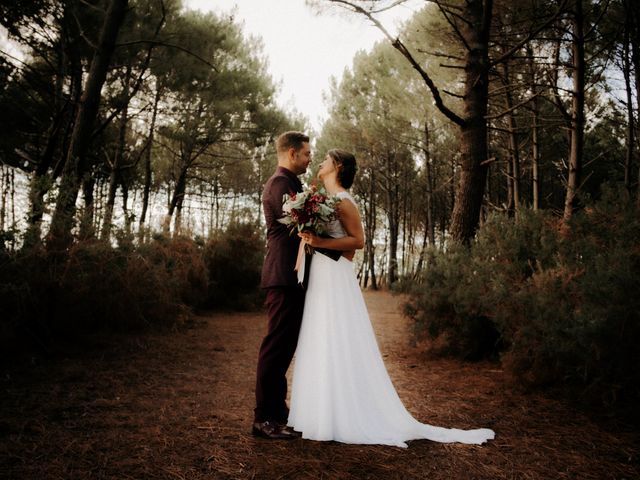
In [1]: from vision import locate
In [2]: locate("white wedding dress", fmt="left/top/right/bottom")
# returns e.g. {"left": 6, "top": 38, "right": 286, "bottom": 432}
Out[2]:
{"left": 288, "top": 192, "right": 495, "bottom": 448}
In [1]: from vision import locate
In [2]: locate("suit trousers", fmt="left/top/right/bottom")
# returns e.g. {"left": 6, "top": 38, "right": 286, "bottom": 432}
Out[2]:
{"left": 254, "top": 285, "right": 306, "bottom": 423}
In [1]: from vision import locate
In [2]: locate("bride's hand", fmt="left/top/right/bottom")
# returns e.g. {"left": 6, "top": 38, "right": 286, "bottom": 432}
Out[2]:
{"left": 342, "top": 250, "right": 355, "bottom": 261}
{"left": 298, "top": 231, "right": 320, "bottom": 247}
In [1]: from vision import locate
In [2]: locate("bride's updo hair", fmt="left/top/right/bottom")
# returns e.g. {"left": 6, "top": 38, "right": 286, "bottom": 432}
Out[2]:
{"left": 328, "top": 149, "right": 357, "bottom": 188}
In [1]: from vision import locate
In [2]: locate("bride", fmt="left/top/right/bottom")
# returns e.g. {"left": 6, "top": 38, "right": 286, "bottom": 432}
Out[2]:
{"left": 287, "top": 149, "right": 495, "bottom": 448}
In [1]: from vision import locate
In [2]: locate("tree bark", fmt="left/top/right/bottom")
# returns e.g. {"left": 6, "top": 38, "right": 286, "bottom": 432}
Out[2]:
{"left": 415, "top": 118, "right": 435, "bottom": 276}
{"left": 623, "top": 0, "right": 638, "bottom": 195}
{"left": 449, "top": 0, "right": 492, "bottom": 243}
{"left": 47, "top": 0, "right": 129, "bottom": 249}
{"left": 505, "top": 154, "right": 514, "bottom": 213}
{"left": 366, "top": 167, "right": 378, "bottom": 290}
{"left": 562, "top": 0, "right": 585, "bottom": 226}
{"left": 78, "top": 174, "right": 95, "bottom": 240}
{"left": 122, "top": 178, "right": 131, "bottom": 235}
{"left": 502, "top": 61, "right": 521, "bottom": 214}
{"left": 138, "top": 86, "right": 161, "bottom": 242}
{"left": 531, "top": 96, "right": 540, "bottom": 210}
{"left": 525, "top": 45, "right": 541, "bottom": 210}
{"left": 173, "top": 194, "right": 184, "bottom": 236}
{"left": 631, "top": 3, "right": 640, "bottom": 206}
{"left": 424, "top": 120, "right": 435, "bottom": 246}
{"left": 0, "top": 166, "right": 6, "bottom": 232}
{"left": 385, "top": 152, "right": 400, "bottom": 285}
{"left": 623, "top": 23, "right": 634, "bottom": 193}
{"left": 164, "top": 166, "right": 188, "bottom": 234}
{"left": 24, "top": 4, "right": 81, "bottom": 248}
{"left": 101, "top": 64, "right": 132, "bottom": 241}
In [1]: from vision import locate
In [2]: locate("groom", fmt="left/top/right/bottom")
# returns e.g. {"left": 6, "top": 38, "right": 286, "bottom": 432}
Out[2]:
{"left": 253, "top": 131, "right": 311, "bottom": 440}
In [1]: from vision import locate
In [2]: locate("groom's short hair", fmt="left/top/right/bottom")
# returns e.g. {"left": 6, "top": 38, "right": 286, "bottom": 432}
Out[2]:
{"left": 276, "top": 131, "right": 309, "bottom": 153}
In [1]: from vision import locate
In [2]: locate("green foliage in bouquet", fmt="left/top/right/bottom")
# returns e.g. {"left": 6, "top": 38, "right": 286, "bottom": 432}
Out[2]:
{"left": 278, "top": 184, "right": 339, "bottom": 235}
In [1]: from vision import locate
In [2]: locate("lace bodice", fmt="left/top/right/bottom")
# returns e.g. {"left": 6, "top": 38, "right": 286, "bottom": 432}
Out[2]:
{"left": 324, "top": 191, "right": 356, "bottom": 239}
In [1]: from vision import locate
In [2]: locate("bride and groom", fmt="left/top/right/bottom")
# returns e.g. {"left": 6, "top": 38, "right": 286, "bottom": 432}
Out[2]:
{"left": 253, "top": 131, "right": 495, "bottom": 448}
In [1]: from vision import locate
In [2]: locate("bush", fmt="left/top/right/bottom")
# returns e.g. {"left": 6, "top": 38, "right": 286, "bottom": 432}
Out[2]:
{"left": 136, "top": 235, "right": 209, "bottom": 309}
{"left": 56, "top": 241, "right": 188, "bottom": 332}
{"left": 405, "top": 185, "right": 640, "bottom": 406}
{"left": 0, "top": 223, "right": 267, "bottom": 358}
{"left": 204, "top": 222, "right": 265, "bottom": 310}
{"left": 0, "top": 238, "right": 209, "bottom": 340}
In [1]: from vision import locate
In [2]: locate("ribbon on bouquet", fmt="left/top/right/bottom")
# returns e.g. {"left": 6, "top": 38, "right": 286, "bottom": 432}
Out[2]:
{"left": 294, "top": 240, "right": 307, "bottom": 284}
{"left": 294, "top": 236, "right": 344, "bottom": 284}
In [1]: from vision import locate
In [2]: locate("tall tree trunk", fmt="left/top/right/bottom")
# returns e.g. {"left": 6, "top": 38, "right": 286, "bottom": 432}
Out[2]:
{"left": 505, "top": 156, "right": 514, "bottom": 214}
{"left": 24, "top": 4, "right": 81, "bottom": 248}
{"left": 47, "top": 0, "right": 129, "bottom": 249}
{"left": 623, "top": 10, "right": 635, "bottom": 193}
{"left": 102, "top": 64, "right": 132, "bottom": 241}
{"left": 164, "top": 166, "right": 188, "bottom": 234}
{"left": 563, "top": 0, "right": 585, "bottom": 226}
{"left": 213, "top": 176, "right": 220, "bottom": 230}
{"left": 101, "top": 160, "right": 119, "bottom": 240}
{"left": 385, "top": 153, "right": 399, "bottom": 285}
{"left": 122, "top": 178, "right": 131, "bottom": 235}
{"left": 174, "top": 195, "right": 184, "bottom": 236}
{"left": 424, "top": 121, "right": 435, "bottom": 246}
{"left": 367, "top": 167, "right": 378, "bottom": 290}
{"left": 24, "top": 117, "right": 64, "bottom": 247}
{"left": 78, "top": 174, "right": 95, "bottom": 240}
{"left": 449, "top": 0, "right": 492, "bottom": 243}
{"left": 401, "top": 161, "right": 409, "bottom": 277}
{"left": 623, "top": 0, "right": 640, "bottom": 205}
{"left": 415, "top": 118, "right": 435, "bottom": 277}
{"left": 138, "top": 86, "right": 161, "bottom": 242}
{"left": 526, "top": 45, "right": 541, "bottom": 211}
{"left": 0, "top": 166, "right": 6, "bottom": 232}
{"left": 502, "top": 61, "right": 521, "bottom": 214}
{"left": 531, "top": 95, "right": 540, "bottom": 210}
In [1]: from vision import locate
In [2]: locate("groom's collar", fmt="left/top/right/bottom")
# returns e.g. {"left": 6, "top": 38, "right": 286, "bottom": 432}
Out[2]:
{"left": 276, "top": 166, "right": 301, "bottom": 185}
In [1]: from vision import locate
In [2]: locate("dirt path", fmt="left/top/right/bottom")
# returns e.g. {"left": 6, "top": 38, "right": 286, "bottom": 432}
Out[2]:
{"left": 1, "top": 291, "right": 638, "bottom": 479}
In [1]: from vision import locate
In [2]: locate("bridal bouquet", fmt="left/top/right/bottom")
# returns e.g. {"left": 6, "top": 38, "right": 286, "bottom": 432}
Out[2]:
{"left": 279, "top": 184, "right": 341, "bottom": 284}
{"left": 278, "top": 184, "right": 340, "bottom": 237}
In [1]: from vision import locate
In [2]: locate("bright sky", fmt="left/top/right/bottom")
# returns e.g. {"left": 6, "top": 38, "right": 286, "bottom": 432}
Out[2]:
{"left": 185, "top": 0, "right": 420, "bottom": 132}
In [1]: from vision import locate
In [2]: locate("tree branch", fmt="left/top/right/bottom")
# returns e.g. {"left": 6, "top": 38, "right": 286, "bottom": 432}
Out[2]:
{"left": 326, "top": 0, "right": 465, "bottom": 127}
{"left": 490, "top": 0, "right": 568, "bottom": 67}
{"left": 416, "top": 48, "right": 465, "bottom": 61}
{"left": 93, "top": 1, "right": 167, "bottom": 138}
{"left": 443, "top": 89, "right": 465, "bottom": 99}
{"left": 368, "top": 0, "right": 409, "bottom": 14}
{"left": 435, "top": 2, "right": 472, "bottom": 51}
{"left": 485, "top": 90, "right": 544, "bottom": 120}
{"left": 116, "top": 40, "right": 218, "bottom": 71}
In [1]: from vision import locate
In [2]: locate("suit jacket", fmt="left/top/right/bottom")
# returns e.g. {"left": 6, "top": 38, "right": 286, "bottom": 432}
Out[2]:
{"left": 260, "top": 166, "right": 303, "bottom": 288}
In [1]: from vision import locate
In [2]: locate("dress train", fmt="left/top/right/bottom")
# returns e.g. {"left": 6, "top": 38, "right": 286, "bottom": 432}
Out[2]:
{"left": 288, "top": 252, "right": 495, "bottom": 448}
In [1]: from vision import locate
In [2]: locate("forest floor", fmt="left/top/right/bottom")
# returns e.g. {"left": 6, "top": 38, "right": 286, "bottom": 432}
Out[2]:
{"left": 0, "top": 290, "right": 638, "bottom": 480}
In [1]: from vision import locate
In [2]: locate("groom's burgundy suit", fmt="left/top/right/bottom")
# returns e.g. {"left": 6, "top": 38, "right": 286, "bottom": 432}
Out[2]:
{"left": 255, "top": 166, "right": 306, "bottom": 424}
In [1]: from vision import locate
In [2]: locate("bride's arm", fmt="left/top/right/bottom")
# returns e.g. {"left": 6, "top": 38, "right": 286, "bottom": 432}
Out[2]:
{"left": 299, "top": 199, "right": 365, "bottom": 252}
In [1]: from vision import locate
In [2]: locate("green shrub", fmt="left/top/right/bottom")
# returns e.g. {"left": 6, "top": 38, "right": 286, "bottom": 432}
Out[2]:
{"left": 0, "top": 238, "right": 207, "bottom": 356}
{"left": 136, "top": 235, "right": 209, "bottom": 309}
{"left": 0, "top": 224, "right": 267, "bottom": 357}
{"left": 55, "top": 240, "right": 187, "bottom": 331}
{"left": 405, "top": 186, "right": 640, "bottom": 405}
{"left": 204, "top": 222, "right": 265, "bottom": 310}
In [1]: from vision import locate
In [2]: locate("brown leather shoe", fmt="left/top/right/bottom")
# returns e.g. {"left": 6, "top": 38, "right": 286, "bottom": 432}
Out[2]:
{"left": 252, "top": 420, "right": 298, "bottom": 440}
{"left": 277, "top": 423, "right": 302, "bottom": 438}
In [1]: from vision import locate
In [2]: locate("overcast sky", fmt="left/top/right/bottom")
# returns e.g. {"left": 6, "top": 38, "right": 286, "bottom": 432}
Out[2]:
{"left": 185, "top": 0, "right": 420, "bottom": 131}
